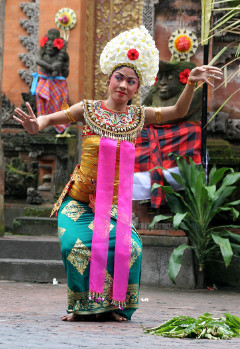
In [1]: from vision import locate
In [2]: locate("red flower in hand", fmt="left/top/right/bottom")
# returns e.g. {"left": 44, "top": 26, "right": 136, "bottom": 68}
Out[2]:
{"left": 53, "top": 38, "right": 65, "bottom": 50}
{"left": 127, "top": 48, "right": 139, "bottom": 60}
{"left": 39, "top": 36, "right": 48, "bottom": 47}
{"left": 154, "top": 74, "right": 158, "bottom": 85}
{"left": 179, "top": 69, "right": 191, "bottom": 84}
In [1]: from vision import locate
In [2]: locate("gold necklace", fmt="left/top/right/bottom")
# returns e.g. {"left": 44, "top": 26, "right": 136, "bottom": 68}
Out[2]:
{"left": 103, "top": 101, "right": 127, "bottom": 114}
{"left": 83, "top": 100, "right": 145, "bottom": 142}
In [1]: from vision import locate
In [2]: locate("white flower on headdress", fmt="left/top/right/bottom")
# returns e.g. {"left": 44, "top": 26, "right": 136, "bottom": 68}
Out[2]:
{"left": 100, "top": 26, "right": 159, "bottom": 86}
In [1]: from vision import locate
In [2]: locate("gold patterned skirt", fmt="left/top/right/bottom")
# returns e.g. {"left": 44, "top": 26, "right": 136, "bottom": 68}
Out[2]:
{"left": 58, "top": 195, "right": 142, "bottom": 320}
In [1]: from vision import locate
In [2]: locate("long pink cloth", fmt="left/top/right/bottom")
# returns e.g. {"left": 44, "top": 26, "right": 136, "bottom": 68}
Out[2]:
{"left": 89, "top": 138, "right": 117, "bottom": 295}
{"left": 89, "top": 138, "right": 135, "bottom": 307}
{"left": 113, "top": 141, "right": 135, "bottom": 302}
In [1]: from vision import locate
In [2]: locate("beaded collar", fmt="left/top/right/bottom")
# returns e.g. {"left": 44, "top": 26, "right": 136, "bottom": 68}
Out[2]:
{"left": 83, "top": 100, "right": 145, "bottom": 142}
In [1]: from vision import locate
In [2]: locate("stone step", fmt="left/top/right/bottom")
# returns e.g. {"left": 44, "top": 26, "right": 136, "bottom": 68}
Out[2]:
{"left": 0, "top": 236, "right": 65, "bottom": 283}
{"left": 4, "top": 202, "right": 53, "bottom": 231}
{"left": 140, "top": 234, "right": 195, "bottom": 288}
{"left": 0, "top": 236, "right": 61, "bottom": 260}
{"left": 0, "top": 234, "right": 195, "bottom": 288}
{"left": 0, "top": 258, "right": 66, "bottom": 283}
{"left": 12, "top": 217, "right": 57, "bottom": 236}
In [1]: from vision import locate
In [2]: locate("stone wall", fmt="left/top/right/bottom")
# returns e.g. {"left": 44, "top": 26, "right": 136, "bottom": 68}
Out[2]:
{"left": 153, "top": 0, "right": 240, "bottom": 122}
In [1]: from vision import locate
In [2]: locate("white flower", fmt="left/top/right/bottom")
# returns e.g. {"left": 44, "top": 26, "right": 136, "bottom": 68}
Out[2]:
{"left": 100, "top": 26, "right": 159, "bottom": 86}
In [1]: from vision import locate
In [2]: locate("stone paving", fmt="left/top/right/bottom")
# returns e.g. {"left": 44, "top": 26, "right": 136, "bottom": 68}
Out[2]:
{"left": 0, "top": 281, "right": 240, "bottom": 349}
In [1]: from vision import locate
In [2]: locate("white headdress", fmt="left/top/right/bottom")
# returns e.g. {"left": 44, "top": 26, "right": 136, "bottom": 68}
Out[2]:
{"left": 100, "top": 26, "right": 159, "bottom": 86}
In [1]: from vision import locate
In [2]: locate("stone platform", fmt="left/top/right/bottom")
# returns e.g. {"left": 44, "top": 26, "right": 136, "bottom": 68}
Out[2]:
{"left": 1, "top": 202, "right": 195, "bottom": 288}
{"left": 0, "top": 232, "right": 195, "bottom": 288}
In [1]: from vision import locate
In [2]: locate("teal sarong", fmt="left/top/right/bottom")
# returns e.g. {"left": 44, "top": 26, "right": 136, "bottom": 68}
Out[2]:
{"left": 58, "top": 195, "right": 142, "bottom": 320}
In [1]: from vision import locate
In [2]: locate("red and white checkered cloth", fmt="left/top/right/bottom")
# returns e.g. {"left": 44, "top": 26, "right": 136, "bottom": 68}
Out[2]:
{"left": 134, "top": 121, "right": 202, "bottom": 208}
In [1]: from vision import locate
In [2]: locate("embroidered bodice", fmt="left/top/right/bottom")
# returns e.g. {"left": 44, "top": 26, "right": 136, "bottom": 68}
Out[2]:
{"left": 51, "top": 100, "right": 145, "bottom": 216}
{"left": 83, "top": 100, "right": 145, "bottom": 141}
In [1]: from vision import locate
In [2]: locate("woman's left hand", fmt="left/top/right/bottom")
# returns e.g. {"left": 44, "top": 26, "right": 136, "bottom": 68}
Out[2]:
{"left": 189, "top": 65, "right": 223, "bottom": 87}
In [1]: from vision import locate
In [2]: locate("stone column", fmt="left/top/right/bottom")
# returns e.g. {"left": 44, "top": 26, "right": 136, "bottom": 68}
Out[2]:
{"left": 141, "top": 0, "right": 159, "bottom": 102}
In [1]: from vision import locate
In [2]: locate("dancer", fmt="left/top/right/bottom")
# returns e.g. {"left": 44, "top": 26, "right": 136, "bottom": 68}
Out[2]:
{"left": 13, "top": 26, "right": 222, "bottom": 322}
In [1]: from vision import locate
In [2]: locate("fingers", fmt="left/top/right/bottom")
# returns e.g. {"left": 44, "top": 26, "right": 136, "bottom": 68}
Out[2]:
{"left": 14, "top": 107, "right": 29, "bottom": 120}
{"left": 205, "top": 79, "right": 214, "bottom": 87}
{"left": 192, "top": 65, "right": 223, "bottom": 87}
{"left": 26, "top": 102, "right": 36, "bottom": 119}
{"left": 205, "top": 68, "right": 223, "bottom": 87}
{"left": 208, "top": 74, "right": 222, "bottom": 80}
{"left": 204, "top": 66, "right": 223, "bottom": 77}
{"left": 12, "top": 115, "right": 24, "bottom": 125}
{"left": 199, "top": 65, "right": 223, "bottom": 74}
{"left": 190, "top": 66, "right": 223, "bottom": 84}
{"left": 14, "top": 103, "right": 36, "bottom": 121}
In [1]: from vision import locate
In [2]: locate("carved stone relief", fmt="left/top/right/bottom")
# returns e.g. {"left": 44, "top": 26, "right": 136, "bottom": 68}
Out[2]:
{"left": 212, "top": 2, "right": 239, "bottom": 63}
{"left": 226, "top": 119, "right": 240, "bottom": 140}
{"left": 207, "top": 112, "right": 228, "bottom": 134}
{"left": 142, "top": 0, "right": 159, "bottom": 34}
{"left": 84, "top": 0, "right": 96, "bottom": 99}
{"left": 141, "top": 0, "right": 159, "bottom": 102}
{"left": 93, "top": 0, "right": 143, "bottom": 101}
{"left": 1, "top": 93, "right": 17, "bottom": 126}
{"left": 18, "top": 0, "right": 39, "bottom": 86}
{"left": 207, "top": 112, "right": 240, "bottom": 141}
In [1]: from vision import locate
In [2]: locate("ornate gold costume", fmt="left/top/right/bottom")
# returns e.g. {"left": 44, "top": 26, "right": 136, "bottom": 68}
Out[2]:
{"left": 68, "top": 134, "right": 120, "bottom": 205}
{"left": 51, "top": 100, "right": 145, "bottom": 217}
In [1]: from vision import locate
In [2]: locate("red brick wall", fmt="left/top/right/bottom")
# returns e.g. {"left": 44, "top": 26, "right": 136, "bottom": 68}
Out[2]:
{"left": 3, "top": 0, "right": 86, "bottom": 107}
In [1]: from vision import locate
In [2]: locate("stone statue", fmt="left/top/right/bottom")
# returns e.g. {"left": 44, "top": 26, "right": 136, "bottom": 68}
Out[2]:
{"left": 36, "top": 28, "right": 69, "bottom": 78}
{"left": 143, "top": 60, "right": 202, "bottom": 121}
{"left": 31, "top": 28, "right": 70, "bottom": 133}
{"left": 134, "top": 60, "right": 203, "bottom": 210}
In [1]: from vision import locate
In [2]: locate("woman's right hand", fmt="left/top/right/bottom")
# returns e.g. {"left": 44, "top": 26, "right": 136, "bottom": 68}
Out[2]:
{"left": 13, "top": 102, "right": 40, "bottom": 135}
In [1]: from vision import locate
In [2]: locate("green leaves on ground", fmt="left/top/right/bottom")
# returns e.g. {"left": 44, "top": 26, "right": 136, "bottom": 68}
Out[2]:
{"left": 143, "top": 313, "right": 240, "bottom": 339}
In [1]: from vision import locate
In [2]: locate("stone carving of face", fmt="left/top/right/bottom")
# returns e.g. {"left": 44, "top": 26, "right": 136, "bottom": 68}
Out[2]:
{"left": 157, "top": 70, "right": 183, "bottom": 100}
{"left": 45, "top": 31, "right": 59, "bottom": 57}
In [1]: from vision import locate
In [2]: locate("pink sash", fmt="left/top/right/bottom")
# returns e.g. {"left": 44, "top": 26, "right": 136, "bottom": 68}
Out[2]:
{"left": 89, "top": 138, "right": 135, "bottom": 309}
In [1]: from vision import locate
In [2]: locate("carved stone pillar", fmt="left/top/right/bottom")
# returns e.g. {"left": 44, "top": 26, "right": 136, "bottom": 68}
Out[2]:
{"left": 141, "top": 0, "right": 159, "bottom": 102}
{"left": 84, "top": 0, "right": 143, "bottom": 101}
{"left": 18, "top": 0, "right": 39, "bottom": 86}
{"left": 142, "top": 0, "right": 158, "bottom": 35}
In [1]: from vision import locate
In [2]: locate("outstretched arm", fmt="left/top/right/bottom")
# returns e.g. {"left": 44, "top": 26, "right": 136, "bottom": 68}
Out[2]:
{"left": 145, "top": 65, "right": 223, "bottom": 125}
{"left": 13, "top": 102, "right": 84, "bottom": 134}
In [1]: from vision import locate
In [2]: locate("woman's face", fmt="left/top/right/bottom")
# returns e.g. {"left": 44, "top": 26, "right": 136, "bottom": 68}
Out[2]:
{"left": 108, "top": 66, "right": 139, "bottom": 104}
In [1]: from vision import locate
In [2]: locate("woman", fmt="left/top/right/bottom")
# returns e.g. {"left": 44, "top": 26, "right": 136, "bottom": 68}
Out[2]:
{"left": 13, "top": 26, "right": 222, "bottom": 322}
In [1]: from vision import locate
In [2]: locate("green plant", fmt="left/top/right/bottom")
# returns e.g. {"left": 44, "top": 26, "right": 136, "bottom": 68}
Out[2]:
{"left": 149, "top": 154, "right": 240, "bottom": 288}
